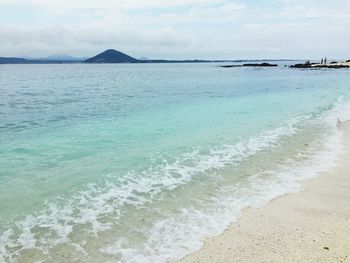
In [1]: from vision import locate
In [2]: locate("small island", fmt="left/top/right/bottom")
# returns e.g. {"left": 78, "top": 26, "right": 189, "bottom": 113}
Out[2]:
{"left": 221, "top": 62, "right": 278, "bottom": 68}
{"left": 291, "top": 60, "right": 350, "bottom": 69}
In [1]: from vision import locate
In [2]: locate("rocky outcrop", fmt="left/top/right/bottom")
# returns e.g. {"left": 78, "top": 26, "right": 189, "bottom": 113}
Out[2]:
{"left": 242, "top": 63, "right": 278, "bottom": 67}
{"left": 221, "top": 63, "right": 278, "bottom": 68}
{"left": 291, "top": 61, "right": 349, "bottom": 69}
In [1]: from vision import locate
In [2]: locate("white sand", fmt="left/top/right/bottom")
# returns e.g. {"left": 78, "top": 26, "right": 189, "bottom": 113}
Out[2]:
{"left": 177, "top": 121, "right": 350, "bottom": 263}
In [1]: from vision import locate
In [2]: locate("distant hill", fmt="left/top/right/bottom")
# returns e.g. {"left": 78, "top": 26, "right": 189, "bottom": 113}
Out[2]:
{"left": 44, "top": 54, "right": 84, "bottom": 61}
{"left": 1, "top": 49, "right": 297, "bottom": 64}
{"left": 18, "top": 54, "right": 85, "bottom": 61}
{"left": 0, "top": 57, "right": 28, "bottom": 64}
{"left": 85, "top": 49, "right": 139, "bottom": 63}
{"left": 139, "top": 57, "right": 150, "bottom": 61}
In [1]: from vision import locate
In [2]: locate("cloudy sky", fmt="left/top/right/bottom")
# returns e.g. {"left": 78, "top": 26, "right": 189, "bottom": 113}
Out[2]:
{"left": 0, "top": 0, "right": 349, "bottom": 59}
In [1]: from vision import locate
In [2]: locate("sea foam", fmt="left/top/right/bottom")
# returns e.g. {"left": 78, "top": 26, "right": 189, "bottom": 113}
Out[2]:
{"left": 99, "top": 100, "right": 347, "bottom": 263}
{"left": 1, "top": 98, "right": 349, "bottom": 263}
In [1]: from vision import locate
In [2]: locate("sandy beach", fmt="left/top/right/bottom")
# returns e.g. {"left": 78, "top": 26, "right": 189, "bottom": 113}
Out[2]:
{"left": 177, "top": 121, "right": 350, "bottom": 263}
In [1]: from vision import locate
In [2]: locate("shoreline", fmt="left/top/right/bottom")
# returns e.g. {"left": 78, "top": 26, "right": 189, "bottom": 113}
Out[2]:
{"left": 177, "top": 121, "right": 350, "bottom": 263}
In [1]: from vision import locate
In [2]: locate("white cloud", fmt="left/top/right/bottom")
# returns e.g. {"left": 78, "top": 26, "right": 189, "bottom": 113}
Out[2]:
{"left": 0, "top": 0, "right": 349, "bottom": 59}
{"left": 0, "top": 0, "right": 228, "bottom": 12}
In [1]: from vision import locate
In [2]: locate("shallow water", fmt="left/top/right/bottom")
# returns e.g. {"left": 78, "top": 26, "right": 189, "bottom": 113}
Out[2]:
{"left": 1, "top": 63, "right": 350, "bottom": 262}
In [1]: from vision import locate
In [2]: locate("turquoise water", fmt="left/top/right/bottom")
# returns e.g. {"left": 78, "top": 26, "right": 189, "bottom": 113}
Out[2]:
{"left": 1, "top": 63, "right": 350, "bottom": 262}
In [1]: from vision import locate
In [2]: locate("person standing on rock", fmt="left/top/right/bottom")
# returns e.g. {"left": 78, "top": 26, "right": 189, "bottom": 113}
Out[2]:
{"left": 321, "top": 58, "right": 324, "bottom": 65}
{"left": 325, "top": 57, "right": 327, "bottom": 65}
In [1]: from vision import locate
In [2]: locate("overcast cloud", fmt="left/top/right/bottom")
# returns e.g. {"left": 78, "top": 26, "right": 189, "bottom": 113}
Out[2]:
{"left": 0, "top": 0, "right": 349, "bottom": 59}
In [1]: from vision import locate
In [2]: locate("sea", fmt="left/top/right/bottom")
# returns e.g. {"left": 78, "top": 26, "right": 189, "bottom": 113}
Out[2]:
{"left": 0, "top": 62, "right": 350, "bottom": 263}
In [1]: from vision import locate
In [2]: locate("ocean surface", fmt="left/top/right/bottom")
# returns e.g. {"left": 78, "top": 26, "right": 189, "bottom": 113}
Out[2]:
{"left": 1, "top": 62, "right": 350, "bottom": 263}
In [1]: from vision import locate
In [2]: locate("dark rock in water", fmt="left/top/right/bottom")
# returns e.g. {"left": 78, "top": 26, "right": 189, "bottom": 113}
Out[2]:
{"left": 85, "top": 49, "right": 138, "bottom": 63}
{"left": 220, "top": 65, "right": 242, "bottom": 68}
{"left": 221, "top": 62, "right": 278, "bottom": 68}
{"left": 291, "top": 63, "right": 349, "bottom": 69}
{"left": 290, "top": 63, "right": 312, "bottom": 68}
{"left": 290, "top": 60, "right": 315, "bottom": 68}
{"left": 314, "top": 64, "right": 349, "bottom": 68}
{"left": 323, "top": 247, "right": 329, "bottom": 250}
{"left": 291, "top": 60, "right": 349, "bottom": 69}
{"left": 242, "top": 62, "right": 278, "bottom": 67}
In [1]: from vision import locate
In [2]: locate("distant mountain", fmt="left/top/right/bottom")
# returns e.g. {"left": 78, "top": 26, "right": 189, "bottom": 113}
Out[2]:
{"left": 2, "top": 49, "right": 294, "bottom": 64}
{"left": 139, "top": 57, "right": 150, "bottom": 61}
{"left": 44, "top": 54, "right": 83, "bottom": 61}
{"left": 85, "top": 49, "right": 139, "bottom": 63}
{"left": 25, "top": 54, "right": 84, "bottom": 61}
{"left": 0, "top": 57, "right": 28, "bottom": 64}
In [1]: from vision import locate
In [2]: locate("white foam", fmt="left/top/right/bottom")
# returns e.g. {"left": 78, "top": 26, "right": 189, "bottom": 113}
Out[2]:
{"left": 102, "top": 116, "right": 344, "bottom": 263}
{"left": 1, "top": 97, "right": 349, "bottom": 262}
{"left": 97, "top": 98, "right": 349, "bottom": 263}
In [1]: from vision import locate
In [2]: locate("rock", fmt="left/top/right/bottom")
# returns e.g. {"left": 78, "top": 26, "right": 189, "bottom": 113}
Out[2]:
{"left": 221, "top": 63, "right": 278, "bottom": 68}
{"left": 313, "top": 64, "right": 349, "bottom": 69}
{"left": 242, "top": 63, "right": 278, "bottom": 67}
{"left": 290, "top": 60, "right": 315, "bottom": 68}
{"left": 291, "top": 61, "right": 350, "bottom": 69}
{"left": 290, "top": 63, "right": 312, "bottom": 68}
{"left": 220, "top": 65, "right": 242, "bottom": 68}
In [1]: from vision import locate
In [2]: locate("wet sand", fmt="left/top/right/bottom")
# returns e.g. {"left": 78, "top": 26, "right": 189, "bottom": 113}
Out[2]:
{"left": 177, "top": 121, "right": 350, "bottom": 263}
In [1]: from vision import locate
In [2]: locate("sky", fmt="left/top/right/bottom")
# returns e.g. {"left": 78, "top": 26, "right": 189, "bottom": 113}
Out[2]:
{"left": 0, "top": 0, "right": 349, "bottom": 59}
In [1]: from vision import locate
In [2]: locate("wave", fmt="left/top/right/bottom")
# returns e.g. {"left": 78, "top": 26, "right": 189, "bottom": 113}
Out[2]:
{"left": 99, "top": 98, "right": 349, "bottom": 263}
{"left": 1, "top": 97, "right": 350, "bottom": 262}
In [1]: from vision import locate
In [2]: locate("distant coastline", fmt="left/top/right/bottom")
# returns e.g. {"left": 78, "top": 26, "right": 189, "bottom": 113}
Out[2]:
{"left": 2, "top": 49, "right": 346, "bottom": 67}
{"left": 0, "top": 48, "right": 300, "bottom": 64}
